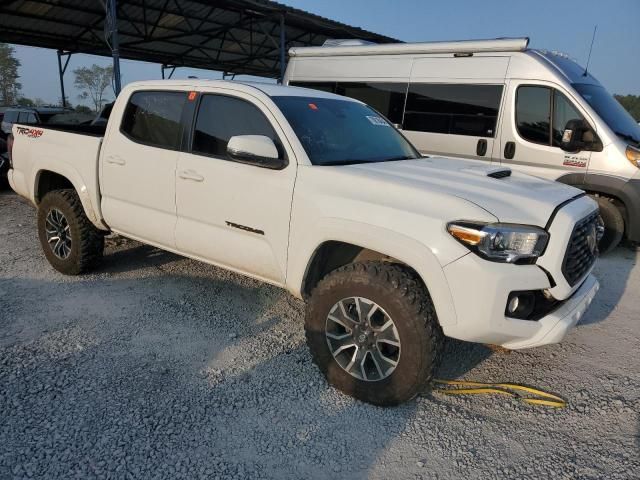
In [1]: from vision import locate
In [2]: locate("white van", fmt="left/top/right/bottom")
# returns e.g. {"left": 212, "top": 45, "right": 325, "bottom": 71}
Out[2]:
{"left": 284, "top": 38, "right": 640, "bottom": 252}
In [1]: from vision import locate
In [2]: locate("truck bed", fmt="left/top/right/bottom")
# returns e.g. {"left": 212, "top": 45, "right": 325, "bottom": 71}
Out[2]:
{"left": 9, "top": 123, "right": 106, "bottom": 228}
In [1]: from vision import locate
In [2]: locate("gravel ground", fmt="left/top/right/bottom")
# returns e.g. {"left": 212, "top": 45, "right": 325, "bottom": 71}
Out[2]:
{"left": 0, "top": 189, "right": 638, "bottom": 479}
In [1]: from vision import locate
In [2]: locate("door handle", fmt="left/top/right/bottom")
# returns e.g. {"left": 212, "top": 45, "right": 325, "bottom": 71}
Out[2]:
{"left": 106, "top": 155, "right": 126, "bottom": 166}
{"left": 178, "top": 170, "right": 204, "bottom": 182}
{"left": 476, "top": 139, "right": 488, "bottom": 157}
{"left": 504, "top": 141, "right": 516, "bottom": 160}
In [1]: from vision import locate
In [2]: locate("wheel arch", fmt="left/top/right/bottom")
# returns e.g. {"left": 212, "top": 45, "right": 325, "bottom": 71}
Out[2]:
{"left": 33, "top": 168, "right": 106, "bottom": 230}
{"left": 290, "top": 223, "right": 458, "bottom": 327}
{"left": 557, "top": 172, "right": 638, "bottom": 241}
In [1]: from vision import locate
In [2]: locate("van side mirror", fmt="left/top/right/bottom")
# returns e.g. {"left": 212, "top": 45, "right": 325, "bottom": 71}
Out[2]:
{"left": 561, "top": 119, "right": 600, "bottom": 152}
{"left": 227, "top": 135, "right": 286, "bottom": 170}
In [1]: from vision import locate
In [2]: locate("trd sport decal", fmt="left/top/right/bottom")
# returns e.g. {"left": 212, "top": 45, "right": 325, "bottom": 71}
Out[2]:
{"left": 16, "top": 126, "right": 44, "bottom": 138}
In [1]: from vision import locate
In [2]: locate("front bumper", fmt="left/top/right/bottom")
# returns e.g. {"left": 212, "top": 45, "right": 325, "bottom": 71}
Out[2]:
{"left": 441, "top": 196, "right": 600, "bottom": 349}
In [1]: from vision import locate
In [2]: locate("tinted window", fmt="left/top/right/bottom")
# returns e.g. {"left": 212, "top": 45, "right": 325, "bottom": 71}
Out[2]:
{"left": 121, "top": 91, "right": 187, "bottom": 150}
{"left": 289, "top": 81, "right": 336, "bottom": 94}
{"left": 272, "top": 96, "right": 419, "bottom": 166}
{"left": 4, "top": 111, "right": 18, "bottom": 123}
{"left": 18, "top": 112, "right": 36, "bottom": 124}
{"left": 552, "top": 91, "right": 585, "bottom": 147}
{"left": 192, "top": 95, "right": 280, "bottom": 159}
{"left": 404, "top": 84, "right": 503, "bottom": 137}
{"left": 516, "top": 86, "right": 551, "bottom": 144}
{"left": 335, "top": 83, "right": 407, "bottom": 124}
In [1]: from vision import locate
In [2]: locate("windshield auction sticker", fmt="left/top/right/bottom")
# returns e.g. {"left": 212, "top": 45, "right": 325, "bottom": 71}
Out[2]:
{"left": 366, "top": 116, "right": 389, "bottom": 126}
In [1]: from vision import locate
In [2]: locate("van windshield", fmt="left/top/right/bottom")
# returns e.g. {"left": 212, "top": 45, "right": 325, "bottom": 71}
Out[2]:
{"left": 573, "top": 83, "right": 640, "bottom": 145}
{"left": 271, "top": 96, "right": 420, "bottom": 166}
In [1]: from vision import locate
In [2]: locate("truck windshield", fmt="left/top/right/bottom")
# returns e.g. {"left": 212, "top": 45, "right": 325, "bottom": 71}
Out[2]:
{"left": 271, "top": 96, "right": 420, "bottom": 165}
{"left": 573, "top": 83, "right": 640, "bottom": 145}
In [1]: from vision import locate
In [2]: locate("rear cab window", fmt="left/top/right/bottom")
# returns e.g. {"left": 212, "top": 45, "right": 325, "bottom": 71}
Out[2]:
{"left": 120, "top": 91, "right": 187, "bottom": 150}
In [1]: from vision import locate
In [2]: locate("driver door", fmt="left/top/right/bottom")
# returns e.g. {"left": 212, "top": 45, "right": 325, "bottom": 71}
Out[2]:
{"left": 174, "top": 89, "right": 297, "bottom": 285}
{"left": 498, "top": 81, "right": 593, "bottom": 181}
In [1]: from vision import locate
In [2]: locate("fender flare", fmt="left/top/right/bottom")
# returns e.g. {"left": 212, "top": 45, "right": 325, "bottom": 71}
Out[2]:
{"left": 287, "top": 218, "right": 460, "bottom": 327}
{"left": 33, "top": 165, "right": 105, "bottom": 230}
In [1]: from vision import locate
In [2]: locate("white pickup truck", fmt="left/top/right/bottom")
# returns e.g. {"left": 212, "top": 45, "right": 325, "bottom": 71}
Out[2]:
{"left": 8, "top": 80, "right": 600, "bottom": 406}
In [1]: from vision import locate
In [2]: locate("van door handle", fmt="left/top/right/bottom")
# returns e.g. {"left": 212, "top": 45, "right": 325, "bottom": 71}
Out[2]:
{"left": 106, "top": 155, "right": 126, "bottom": 166}
{"left": 504, "top": 141, "right": 516, "bottom": 160}
{"left": 178, "top": 170, "right": 204, "bottom": 182}
{"left": 476, "top": 139, "right": 488, "bottom": 157}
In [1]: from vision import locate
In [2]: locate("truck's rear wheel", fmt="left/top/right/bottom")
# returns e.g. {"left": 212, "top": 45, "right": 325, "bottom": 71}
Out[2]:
{"left": 305, "top": 261, "right": 443, "bottom": 406}
{"left": 37, "top": 189, "right": 104, "bottom": 275}
{"left": 591, "top": 196, "right": 624, "bottom": 254}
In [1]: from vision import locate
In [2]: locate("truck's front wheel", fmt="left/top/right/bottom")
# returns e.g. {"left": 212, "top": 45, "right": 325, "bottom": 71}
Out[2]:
{"left": 37, "top": 189, "right": 104, "bottom": 275}
{"left": 305, "top": 262, "right": 443, "bottom": 406}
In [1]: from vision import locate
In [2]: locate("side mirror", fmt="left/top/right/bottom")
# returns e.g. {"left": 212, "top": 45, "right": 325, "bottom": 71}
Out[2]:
{"left": 561, "top": 119, "right": 599, "bottom": 152}
{"left": 227, "top": 135, "right": 285, "bottom": 170}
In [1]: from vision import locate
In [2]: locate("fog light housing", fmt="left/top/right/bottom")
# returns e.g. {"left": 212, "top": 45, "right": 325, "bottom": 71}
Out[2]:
{"left": 506, "top": 291, "right": 536, "bottom": 319}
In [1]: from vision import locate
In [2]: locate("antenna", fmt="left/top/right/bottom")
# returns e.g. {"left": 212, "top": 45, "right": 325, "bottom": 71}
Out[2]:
{"left": 583, "top": 25, "right": 598, "bottom": 77}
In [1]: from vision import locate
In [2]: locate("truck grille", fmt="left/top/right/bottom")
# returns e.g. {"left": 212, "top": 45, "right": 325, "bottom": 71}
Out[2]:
{"left": 562, "top": 211, "right": 599, "bottom": 286}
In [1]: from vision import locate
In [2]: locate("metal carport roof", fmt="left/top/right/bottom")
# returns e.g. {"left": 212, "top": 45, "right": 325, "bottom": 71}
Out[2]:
{"left": 0, "top": 0, "right": 399, "bottom": 79}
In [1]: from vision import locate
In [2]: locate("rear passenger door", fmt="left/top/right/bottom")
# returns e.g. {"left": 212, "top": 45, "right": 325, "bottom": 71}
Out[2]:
{"left": 174, "top": 90, "right": 296, "bottom": 285}
{"left": 100, "top": 89, "right": 188, "bottom": 248}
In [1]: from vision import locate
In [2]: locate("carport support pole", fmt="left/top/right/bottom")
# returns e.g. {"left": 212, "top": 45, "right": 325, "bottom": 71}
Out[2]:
{"left": 108, "top": 0, "right": 122, "bottom": 95}
{"left": 56, "top": 50, "right": 70, "bottom": 108}
{"left": 279, "top": 14, "right": 286, "bottom": 83}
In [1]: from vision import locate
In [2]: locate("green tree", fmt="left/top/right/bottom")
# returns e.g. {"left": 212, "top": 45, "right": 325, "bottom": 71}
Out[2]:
{"left": 75, "top": 104, "right": 92, "bottom": 114}
{"left": 615, "top": 94, "right": 640, "bottom": 122}
{"left": 16, "top": 97, "right": 35, "bottom": 107}
{"left": 73, "top": 64, "right": 113, "bottom": 112}
{"left": 0, "top": 43, "right": 21, "bottom": 105}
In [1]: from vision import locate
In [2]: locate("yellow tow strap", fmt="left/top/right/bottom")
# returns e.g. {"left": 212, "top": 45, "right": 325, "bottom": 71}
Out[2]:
{"left": 432, "top": 379, "right": 567, "bottom": 408}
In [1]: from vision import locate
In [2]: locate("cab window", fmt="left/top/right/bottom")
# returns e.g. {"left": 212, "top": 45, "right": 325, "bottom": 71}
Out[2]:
{"left": 192, "top": 95, "right": 281, "bottom": 160}
{"left": 516, "top": 86, "right": 587, "bottom": 147}
{"left": 515, "top": 86, "right": 551, "bottom": 144}
{"left": 120, "top": 91, "right": 187, "bottom": 150}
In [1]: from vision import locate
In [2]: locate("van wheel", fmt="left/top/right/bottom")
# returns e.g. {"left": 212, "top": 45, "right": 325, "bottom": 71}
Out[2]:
{"left": 37, "top": 189, "right": 104, "bottom": 275}
{"left": 591, "top": 196, "right": 624, "bottom": 254}
{"left": 305, "top": 261, "right": 443, "bottom": 406}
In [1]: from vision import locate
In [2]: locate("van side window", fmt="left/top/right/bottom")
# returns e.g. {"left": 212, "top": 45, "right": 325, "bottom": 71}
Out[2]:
{"left": 516, "top": 86, "right": 551, "bottom": 144}
{"left": 335, "top": 82, "right": 408, "bottom": 124}
{"left": 404, "top": 84, "right": 503, "bottom": 137}
{"left": 120, "top": 91, "right": 187, "bottom": 150}
{"left": 192, "top": 95, "right": 280, "bottom": 160}
{"left": 289, "top": 81, "right": 337, "bottom": 94}
{"left": 552, "top": 91, "right": 586, "bottom": 147}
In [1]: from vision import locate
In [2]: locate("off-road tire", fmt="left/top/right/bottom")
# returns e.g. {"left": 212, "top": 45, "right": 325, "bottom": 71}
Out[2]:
{"left": 592, "top": 195, "right": 624, "bottom": 254}
{"left": 37, "top": 189, "right": 104, "bottom": 275}
{"left": 305, "top": 261, "right": 443, "bottom": 406}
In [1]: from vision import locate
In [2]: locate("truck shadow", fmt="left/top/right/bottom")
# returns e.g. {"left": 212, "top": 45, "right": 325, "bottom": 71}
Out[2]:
{"left": 579, "top": 245, "right": 637, "bottom": 326}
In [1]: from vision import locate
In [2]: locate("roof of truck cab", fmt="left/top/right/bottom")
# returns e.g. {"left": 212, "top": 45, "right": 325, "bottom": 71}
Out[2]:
{"left": 125, "top": 79, "right": 355, "bottom": 100}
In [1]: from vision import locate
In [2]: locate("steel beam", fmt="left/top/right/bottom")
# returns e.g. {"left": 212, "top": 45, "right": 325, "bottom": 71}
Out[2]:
{"left": 57, "top": 50, "right": 72, "bottom": 108}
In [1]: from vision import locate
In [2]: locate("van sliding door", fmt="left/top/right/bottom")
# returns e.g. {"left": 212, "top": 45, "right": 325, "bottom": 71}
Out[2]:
{"left": 405, "top": 56, "right": 508, "bottom": 162}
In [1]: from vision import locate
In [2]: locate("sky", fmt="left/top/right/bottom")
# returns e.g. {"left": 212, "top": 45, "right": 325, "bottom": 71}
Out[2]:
{"left": 10, "top": 0, "right": 640, "bottom": 106}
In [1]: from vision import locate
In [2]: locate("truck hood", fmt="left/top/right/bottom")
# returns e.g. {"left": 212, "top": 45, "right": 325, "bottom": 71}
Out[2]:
{"left": 345, "top": 156, "right": 583, "bottom": 227}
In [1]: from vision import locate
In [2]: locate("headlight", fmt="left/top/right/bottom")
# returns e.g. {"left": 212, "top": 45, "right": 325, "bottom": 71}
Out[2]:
{"left": 447, "top": 222, "right": 549, "bottom": 263}
{"left": 626, "top": 146, "right": 640, "bottom": 168}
